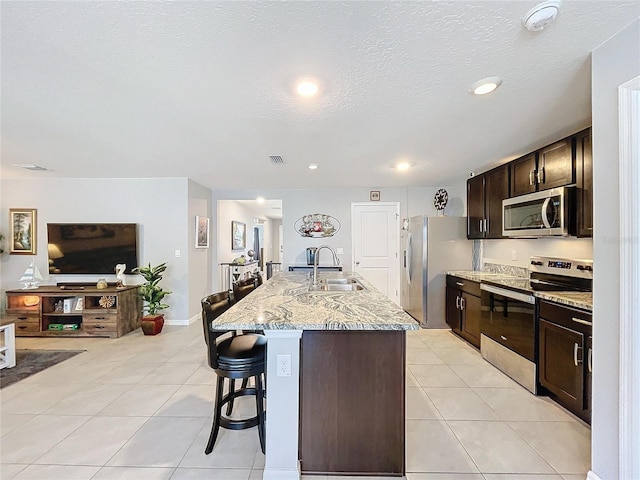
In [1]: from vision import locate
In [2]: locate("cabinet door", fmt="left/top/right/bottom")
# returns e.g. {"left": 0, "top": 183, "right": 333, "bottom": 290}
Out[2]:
{"left": 461, "top": 293, "right": 481, "bottom": 348}
{"left": 539, "top": 319, "right": 585, "bottom": 414}
{"left": 510, "top": 153, "right": 537, "bottom": 196}
{"left": 484, "top": 165, "right": 509, "bottom": 238}
{"left": 445, "top": 286, "right": 461, "bottom": 331}
{"left": 576, "top": 129, "right": 593, "bottom": 237}
{"left": 467, "top": 176, "right": 485, "bottom": 239}
{"left": 539, "top": 138, "right": 574, "bottom": 190}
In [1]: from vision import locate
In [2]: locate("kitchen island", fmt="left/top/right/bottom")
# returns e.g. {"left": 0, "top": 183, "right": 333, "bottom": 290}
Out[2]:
{"left": 211, "top": 271, "right": 418, "bottom": 479}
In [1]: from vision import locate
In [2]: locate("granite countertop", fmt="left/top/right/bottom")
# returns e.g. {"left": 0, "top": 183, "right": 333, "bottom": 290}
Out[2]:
{"left": 447, "top": 270, "right": 593, "bottom": 311}
{"left": 446, "top": 271, "right": 519, "bottom": 282}
{"left": 534, "top": 291, "right": 593, "bottom": 312}
{"left": 211, "top": 272, "right": 419, "bottom": 331}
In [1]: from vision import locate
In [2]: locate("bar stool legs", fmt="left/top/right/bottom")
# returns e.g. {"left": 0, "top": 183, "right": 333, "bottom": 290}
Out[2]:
{"left": 205, "top": 372, "right": 266, "bottom": 455}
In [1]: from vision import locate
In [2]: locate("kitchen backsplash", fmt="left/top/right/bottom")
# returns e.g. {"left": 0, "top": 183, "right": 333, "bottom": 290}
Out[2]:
{"left": 482, "top": 262, "right": 528, "bottom": 278}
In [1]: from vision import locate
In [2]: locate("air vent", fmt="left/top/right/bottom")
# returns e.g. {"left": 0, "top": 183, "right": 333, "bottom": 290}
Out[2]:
{"left": 269, "top": 155, "right": 285, "bottom": 165}
{"left": 12, "top": 164, "right": 47, "bottom": 171}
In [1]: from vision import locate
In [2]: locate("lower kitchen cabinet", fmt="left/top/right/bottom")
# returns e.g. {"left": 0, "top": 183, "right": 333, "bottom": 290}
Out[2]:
{"left": 538, "top": 300, "right": 592, "bottom": 423}
{"left": 446, "top": 275, "right": 481, "bottom": 348}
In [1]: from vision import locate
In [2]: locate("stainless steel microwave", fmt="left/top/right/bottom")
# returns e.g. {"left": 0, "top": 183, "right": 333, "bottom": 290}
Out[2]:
{"left": 502, "top": 187, "right": 572, "bottom": 237}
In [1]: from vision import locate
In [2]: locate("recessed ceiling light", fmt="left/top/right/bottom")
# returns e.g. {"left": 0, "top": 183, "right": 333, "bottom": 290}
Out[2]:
{"left": 395, "top": 162, "right": 411, "bottom": 172}
{"left": 12, "top": 163, "right": 47, "bottom": 171}
{"left": 296, "top": 78, "right": 319, "bottom": 97}
{"left": 308, "top": 164, "right": 318, "bottom": 170}
{"left": 469, "top": 77, "right": 503, "bottom": 95}
{"left": 256, "top": 197, "right": 265, "bottom": 204}
{"left": 522, "top": 0, "right": 562, "bottom": 32}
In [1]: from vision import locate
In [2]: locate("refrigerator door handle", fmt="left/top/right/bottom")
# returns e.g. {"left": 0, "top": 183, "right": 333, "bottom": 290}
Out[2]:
{"left": 405, "top": 232, "right": 412, "bottom": 285}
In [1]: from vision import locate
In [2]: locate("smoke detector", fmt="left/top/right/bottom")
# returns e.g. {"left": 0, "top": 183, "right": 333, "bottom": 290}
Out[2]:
{"left": 522, "top": 0, "right": 561, "bottom": 32}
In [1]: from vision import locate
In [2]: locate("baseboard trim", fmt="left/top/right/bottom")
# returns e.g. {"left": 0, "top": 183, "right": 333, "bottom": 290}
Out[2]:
{"left": 587, "top": 471, "right": 603, "bottom": 480}
{"left": 262, "top": 468, "right": 300, "bottom": 479}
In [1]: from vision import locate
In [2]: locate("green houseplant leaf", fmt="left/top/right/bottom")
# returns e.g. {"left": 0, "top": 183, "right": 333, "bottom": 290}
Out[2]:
{"left": 132, "top": 262, "right": 172, "bottom": 315}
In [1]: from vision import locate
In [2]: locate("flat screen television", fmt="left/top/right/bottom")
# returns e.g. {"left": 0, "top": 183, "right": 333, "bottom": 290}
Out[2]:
{"left": 47, "top": 223, "right": 139, "bottom": 274}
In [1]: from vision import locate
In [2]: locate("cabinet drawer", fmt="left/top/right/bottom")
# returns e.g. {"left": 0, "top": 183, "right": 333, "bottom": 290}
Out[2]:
{"left": 83, "top": 321, "right": 116, "bottom": 334}
{"left": 3, "top": 314, "right": 41, "bottom": 334}
{"left": 83, "top": 312, "right": 117, "bottom": 323}
{"left": 539, "top": 301, "right": 592, "bottom": 334}
{"left": 446, "top": 276, "right": 481, "bottom": 297}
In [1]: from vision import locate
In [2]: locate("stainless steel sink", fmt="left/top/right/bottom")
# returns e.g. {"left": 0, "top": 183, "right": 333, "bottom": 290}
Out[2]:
{"left": 308, "top": 277, "right": 365, "bottom": 292}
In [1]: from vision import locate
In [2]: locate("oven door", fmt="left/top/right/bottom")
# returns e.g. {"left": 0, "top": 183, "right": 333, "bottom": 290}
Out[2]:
{"left": 480, "top": 284, "right": 536, "bottom": 361}
{"left": 502, "top": 187, "right": 570, "bottom": 237}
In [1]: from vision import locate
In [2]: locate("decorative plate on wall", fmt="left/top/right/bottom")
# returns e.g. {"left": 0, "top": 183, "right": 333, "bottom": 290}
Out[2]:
{"left": 434, "top": 188, "right": 448, "bottom": 212}
{"left": 294, "top": 214, "right": 341, "bottom": 238}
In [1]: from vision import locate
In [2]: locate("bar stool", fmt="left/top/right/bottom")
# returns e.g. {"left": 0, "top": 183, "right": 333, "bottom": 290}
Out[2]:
{"left": 233, "top": 276, "right": 258, "bottom": 302}
{"left": 201, "top": 291, "right": 266, "bottom": 454}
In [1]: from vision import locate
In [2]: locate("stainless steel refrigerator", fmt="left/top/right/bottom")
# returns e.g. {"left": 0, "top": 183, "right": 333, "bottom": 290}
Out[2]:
{"left": 401, "top": 216, "right": 472, "bottom": 328}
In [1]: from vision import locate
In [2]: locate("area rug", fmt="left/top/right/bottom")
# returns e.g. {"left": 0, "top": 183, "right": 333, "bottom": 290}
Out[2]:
{"left": 0, "top": 350, "right": 85, "bottom": 389}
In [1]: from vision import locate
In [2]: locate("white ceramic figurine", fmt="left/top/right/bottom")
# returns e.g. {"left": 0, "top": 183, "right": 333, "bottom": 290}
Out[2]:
{"left": 115, "top": 264, "right": 126, "bottom": 287}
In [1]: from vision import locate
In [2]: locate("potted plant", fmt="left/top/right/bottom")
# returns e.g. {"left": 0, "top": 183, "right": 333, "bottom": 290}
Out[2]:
{"left": 133, "top": 262, "right": 171, "bottom": 335}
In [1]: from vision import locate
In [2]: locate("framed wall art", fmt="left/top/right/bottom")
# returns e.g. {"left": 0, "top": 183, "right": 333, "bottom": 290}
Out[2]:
{"left": 231, "top": 220, "right": 246, "bottom": 250}
{"left": 9, "top": 208, "right": 37, "bottom": 255}
{"left": 195, "top": 216, "right": 210, "bottom": 249}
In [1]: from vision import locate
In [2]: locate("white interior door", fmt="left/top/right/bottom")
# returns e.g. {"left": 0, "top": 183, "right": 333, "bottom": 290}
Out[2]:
{"left": 352, "top": 202, "right": 400, "bottom": 305}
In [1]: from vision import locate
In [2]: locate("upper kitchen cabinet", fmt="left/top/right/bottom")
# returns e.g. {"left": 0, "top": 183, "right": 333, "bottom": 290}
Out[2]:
{"left": 575, "top": 128, "right": 593, "bottom": 237}
{"left": 467, "top": 164, "right": 509, "bottom": 239}
{"left": 510, "top": 138, "right": 574, "bottom": 197}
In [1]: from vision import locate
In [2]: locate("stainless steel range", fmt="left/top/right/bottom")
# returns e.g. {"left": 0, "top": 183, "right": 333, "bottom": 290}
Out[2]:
{"left": 479, "top": 256, "right": 593, "bottom": 393}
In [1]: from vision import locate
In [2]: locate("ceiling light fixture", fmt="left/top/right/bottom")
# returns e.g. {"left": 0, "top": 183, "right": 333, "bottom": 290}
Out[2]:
{"left": 308, "top": 164, "right": 318, "bottom": 170}
{"left": 522, "top": 0, "right": 562, "bottom": 32}
{"left": 395, "top": 162, "right": 411, "bottom": 172}
{"left": 256, "top": 197, "right": 265, "bottom": 204}
{"left": 296, "top": 78, "right": 319, "bottom": 97}
{"left": 469, "top": 77, "right": 503, "bottom": 95}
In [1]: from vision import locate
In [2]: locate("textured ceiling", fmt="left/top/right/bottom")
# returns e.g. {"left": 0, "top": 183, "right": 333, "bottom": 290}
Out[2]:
{"left": 2, "top": 1, "right": 639, "bottom": 190}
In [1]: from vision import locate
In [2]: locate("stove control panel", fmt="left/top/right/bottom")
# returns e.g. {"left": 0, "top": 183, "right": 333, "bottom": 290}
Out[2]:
{"left": 530, "top": 256, "right": 593, "bottom": 279}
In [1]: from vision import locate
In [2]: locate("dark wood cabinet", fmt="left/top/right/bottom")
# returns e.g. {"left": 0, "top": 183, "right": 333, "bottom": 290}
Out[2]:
{"left": 467, "top": 164, "right": 509, "bottom": 239}
{"left": 510, "top": 138, "right": 574, "bottom": 197}
{"left": 575, "top": 128, "right": 593, "bottom": 237}
{"left": 510, "top": 153, "right": 537, "bottom": 196}
{"left": 538, "top": 300, "right": 592, "bottom": 423}
{"left": 299, "top": 330, "right": 405, "bottom": 475}
{"left": 446, "top": 275, "right": 481, "bottom": 349}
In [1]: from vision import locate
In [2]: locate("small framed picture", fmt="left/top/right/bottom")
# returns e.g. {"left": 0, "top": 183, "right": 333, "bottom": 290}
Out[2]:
{"left": 232, "top": 221, "right": 246, "bottom": 250}
{"left": 370, "top": 191, "right": 381, "bottom": 201}
{"left": 9, "top": 208, "right": 37, "bottom": 254}
{"left": 195, "top": 216, "right": 210, "bottom": 249}
{"left": 74, "top": 297, "right": 84, "bottom": 311}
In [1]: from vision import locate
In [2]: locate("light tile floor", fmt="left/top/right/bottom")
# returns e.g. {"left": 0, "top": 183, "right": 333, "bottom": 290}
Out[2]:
{"left": 1, "top": 324, "right": 591, "bottom": 480}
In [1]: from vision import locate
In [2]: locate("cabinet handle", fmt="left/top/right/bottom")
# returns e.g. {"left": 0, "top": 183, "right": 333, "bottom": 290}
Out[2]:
{"left": 574, "top": 343, "right": 583, "bottom": 366}
{"left": 500, "top": 335, "right": 507, "bottom": 341}
{"left": 588, "top": 347, "right": 593, "bottom": 373}
{"left": 479, "top": 219, "right": 483, "bottom": 232}
{"left": 484, "top": 219, "right": 488, "bottom": 233}
{"left": 17, "top": 316, "right": 28, "bottom": 320}
{"left": 537, "top": 167, "right": 545, "bottom": 184}
{"left": 456, "top": 282, "right": 464, "bottom": 287}
{"left": 456, "top": 295, "right": 460, "bottom": 309}
{"left": 94, "top": 316, "right": 107, "bottom": 320}
{"left": 460, "top": 297, "right": 466, "bottom": 310}
{"left": 572, "top": 317, "right": 592, "bottom": 326}
{"left": 529, "top": 170, "right": 535, "bottom": 186}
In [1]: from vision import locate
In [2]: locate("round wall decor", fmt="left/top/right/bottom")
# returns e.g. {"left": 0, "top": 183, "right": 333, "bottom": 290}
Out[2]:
{"left": 434, "top": 188, "right": 448, "bottom": 212}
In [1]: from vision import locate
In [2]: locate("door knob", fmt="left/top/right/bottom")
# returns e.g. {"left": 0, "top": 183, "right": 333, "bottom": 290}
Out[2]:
{"left": 355, "top": 261, "right": 360, "bottom": 266}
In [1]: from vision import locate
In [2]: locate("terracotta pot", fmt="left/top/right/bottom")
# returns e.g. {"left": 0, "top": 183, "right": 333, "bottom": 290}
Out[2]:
{"left": 141, "top": 314, "right": 164, "bottom": 335}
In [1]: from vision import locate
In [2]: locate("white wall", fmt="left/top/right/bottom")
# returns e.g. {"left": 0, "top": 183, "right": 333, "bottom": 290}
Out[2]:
{"left": 591, "top": 18, "right": 640, "bottom": 480}
{"left": 0, "top": 177, "right": 200, "bottom": 324}
{"left": 212, "top": 185, "right": 467, "bottom": 291}
{"left": 483, "top": 237, "right": 593, "bottom": 267}
{"left": 188, "top": 179, "right": 213, "bottom": 322}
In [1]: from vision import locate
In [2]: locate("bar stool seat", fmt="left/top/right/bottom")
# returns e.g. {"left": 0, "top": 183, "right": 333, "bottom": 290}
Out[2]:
{"left": 202, "top": 292, "right": 266, "bottom": 454}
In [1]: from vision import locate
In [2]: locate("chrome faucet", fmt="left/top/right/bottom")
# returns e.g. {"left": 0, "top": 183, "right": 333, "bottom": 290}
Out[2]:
{"left": 312, "top": 245, "right": 340, "bottom": 286}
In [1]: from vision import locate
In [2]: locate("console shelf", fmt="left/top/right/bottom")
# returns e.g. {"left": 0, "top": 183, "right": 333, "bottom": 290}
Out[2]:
{"left": 2, "top": 286, "right": 142, "bottom": 338}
